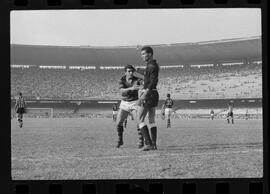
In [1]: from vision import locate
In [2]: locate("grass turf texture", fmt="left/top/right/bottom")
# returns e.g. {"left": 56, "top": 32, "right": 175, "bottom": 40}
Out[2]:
{"left": 11, "top": 118, "right": 263, "bottom": 179}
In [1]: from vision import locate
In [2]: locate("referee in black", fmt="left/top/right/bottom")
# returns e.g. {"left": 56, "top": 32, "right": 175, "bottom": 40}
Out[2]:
{"left": 15, "top": 92, "right": 26, "bottom": 128}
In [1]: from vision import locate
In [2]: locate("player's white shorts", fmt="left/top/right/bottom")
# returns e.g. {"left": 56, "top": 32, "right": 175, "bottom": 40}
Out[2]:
{"left": 112, "top": 111, "right": 117, "bottom": 115}
{"left": 211, "top": 113, "right": 214, "bottom": 117}
{"left": 119, "top": 100, "right": 140, "bottom": 112}
{"left": 165, "top": 108, "right": 173, "bottom": 115}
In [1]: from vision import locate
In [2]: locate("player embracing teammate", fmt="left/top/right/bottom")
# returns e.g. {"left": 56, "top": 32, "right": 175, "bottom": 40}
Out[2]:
{"left": 115, "top": 65, "right": 144, "bottom": 149}
{"left": 114, "top": 46, "right": 160, "bottom": 151}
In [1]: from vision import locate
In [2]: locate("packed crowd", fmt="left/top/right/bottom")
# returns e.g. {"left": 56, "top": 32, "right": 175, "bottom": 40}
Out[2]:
{"left": 11, "top": 62, "right": 262, "bottom": 100}
{"left": 158, "top": 62, "right": 262, "bottom": 99}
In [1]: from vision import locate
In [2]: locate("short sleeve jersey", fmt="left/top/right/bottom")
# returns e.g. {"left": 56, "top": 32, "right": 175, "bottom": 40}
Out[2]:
{"left": 164, "top": 98, "right": 173, "bottom": 108}
{"left": 15, "top": 96, "right": 26, "bottom": 109}
{"left": 119, "top": 75, "right": 141, "bottom": 102}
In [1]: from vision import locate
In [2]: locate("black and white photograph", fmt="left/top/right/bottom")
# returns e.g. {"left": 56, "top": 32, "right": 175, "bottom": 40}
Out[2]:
{"left": 10, "top": 9, "right": 262, "bottom": 179}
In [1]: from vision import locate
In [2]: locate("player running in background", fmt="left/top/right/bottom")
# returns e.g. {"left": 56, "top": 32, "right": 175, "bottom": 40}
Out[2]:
{"left": 162, "top": 93, "right": 174, "bottom": 128}
{"left": 210, "top": 109, "right": 214, "bottom": 120}
{"left": 15, "top": 92, "right": 26, "bottom": 128}
{"left": 136, "top": 46, "right": 160, "bottom": 151}
{"left": 115, "top": 65, "right": 144, "bottom": 148}
{"left": 112, "top": 103, "right": 118, "bottom": 122}
{"left": 227, "top": 102, "right": 234, "bottom": 124}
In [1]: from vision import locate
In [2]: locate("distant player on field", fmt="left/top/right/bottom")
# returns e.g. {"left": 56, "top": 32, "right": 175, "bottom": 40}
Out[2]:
{"left": 210, "top": 109, "right": 214, "bottom": 120}
{"left": 162, "top": 93, "right": 174, "bottom": 128}
{"left": 115, "top": 65, "right": 144, "bottom": 148}
{"left": 226, "top": 102, "right": 234, "bottom": 124}
{"left": 112, "top": 103, "right": 118, "bottom": 122}
{"left": 245, "top": 109, "right": 249, "bottom": 120}
{"left": 15, "top": 92, "right": 26, "bottom": 128}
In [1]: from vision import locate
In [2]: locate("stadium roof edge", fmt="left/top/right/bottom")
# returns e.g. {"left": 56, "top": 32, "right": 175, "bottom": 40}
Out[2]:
{"left": 11, "top": 36, "right": 261, "bottom": 49}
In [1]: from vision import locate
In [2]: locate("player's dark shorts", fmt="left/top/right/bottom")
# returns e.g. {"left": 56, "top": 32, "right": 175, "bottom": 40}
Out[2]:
{"left": 16, "top": 107, "right": 25, "bottom": 114}
{"left": 227, "top": 112, "right": 233, "bottom": 117}
{"left": 144, "top": 90, "right": 159, "bottom": 108}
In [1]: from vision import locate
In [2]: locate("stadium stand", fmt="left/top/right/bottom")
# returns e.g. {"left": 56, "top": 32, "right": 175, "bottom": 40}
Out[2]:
{"left": 10, "top": 37, "right": 262, "bottom": 100}
{"left": 11, "top": 62, "right": 261, "bottom": 100}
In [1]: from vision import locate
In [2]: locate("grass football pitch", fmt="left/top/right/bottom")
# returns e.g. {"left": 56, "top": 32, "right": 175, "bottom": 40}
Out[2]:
{"left": 11, "top": 117, "right": 263, "bottom": 179}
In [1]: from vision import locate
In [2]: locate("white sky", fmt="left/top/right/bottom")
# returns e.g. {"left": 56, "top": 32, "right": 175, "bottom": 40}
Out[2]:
{"left": 11, "top": 9, "right": 261, "bottom": 46}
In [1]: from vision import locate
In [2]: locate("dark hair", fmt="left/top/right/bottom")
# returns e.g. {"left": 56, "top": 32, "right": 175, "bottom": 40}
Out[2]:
{"left": 124, "top": 64, "right": 135, "bottom": 72}
{"left": 167, "top": 93, "right": 170, "bottom": 98}
{"left": 141, "top": 46, "right": 153, "bottom": 55}
{"left": 18, "top": 92, "right": 22, "bottom": 96}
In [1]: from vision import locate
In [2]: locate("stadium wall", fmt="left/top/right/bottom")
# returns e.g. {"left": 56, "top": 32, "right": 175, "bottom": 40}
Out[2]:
{"left": 11, "top": 98, "right": 262, "bottom": 110}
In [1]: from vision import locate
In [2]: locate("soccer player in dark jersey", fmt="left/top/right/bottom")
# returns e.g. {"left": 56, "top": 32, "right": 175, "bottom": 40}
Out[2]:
{"left": 227, "top": 102, "right": 234, "bottom": 124}
{"left": 136, "top": 46, "right": 160, "bottom": 151}
{"left": 15, "top": 92, "right": 26, "bottom": 128}
{"left": 112, "top": 103, "right": 118, "bottom": 122}
{"left": 115, "top": 65, "right": 144, "bottom": 148}
{"left": 210, "top": 109, "right": 214, "bottom": 120}
{"left": 245, "top": 109, "right": 249, "bottom": 120}
{"left": 162, "top": 93, "right": 174, "bottom": 128}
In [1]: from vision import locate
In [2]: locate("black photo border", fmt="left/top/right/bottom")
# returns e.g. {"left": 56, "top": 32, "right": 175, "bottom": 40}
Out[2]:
{"left": 0, "top": 0, "right": 268, "bottom": 194}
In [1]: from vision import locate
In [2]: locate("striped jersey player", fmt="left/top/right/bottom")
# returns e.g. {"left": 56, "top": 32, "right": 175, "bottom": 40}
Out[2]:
{"left": 15, "top": 92, "right": 26, "bottom": 128}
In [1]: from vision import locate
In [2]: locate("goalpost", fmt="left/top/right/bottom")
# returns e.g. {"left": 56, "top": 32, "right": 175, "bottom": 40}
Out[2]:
{"left": 26, "top": 108, "right": 54, "bottom": 118}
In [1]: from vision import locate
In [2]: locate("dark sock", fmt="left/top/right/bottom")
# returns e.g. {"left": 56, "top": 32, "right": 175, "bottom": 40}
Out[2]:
{"left": 140, "top": 125, "right": 152, "bottom": 146}
{"left": 117, "top": 125, "right": 124, "bottom": 142}
{"left": 150, "top": 127, "right": 157, "bottom": 145}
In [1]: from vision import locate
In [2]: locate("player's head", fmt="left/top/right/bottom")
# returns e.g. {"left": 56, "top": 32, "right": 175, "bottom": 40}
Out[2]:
{"left": 18, "top": 92, "right": 22, "bottom": 96}
{"left": 167, "top": 93, "right": 171, "bottom": 98}
{"left": 141, "top": 46, "right": 153, "bottom": 62}
{"left": 124, "top": 64, "right": 135, "bottom": 78}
